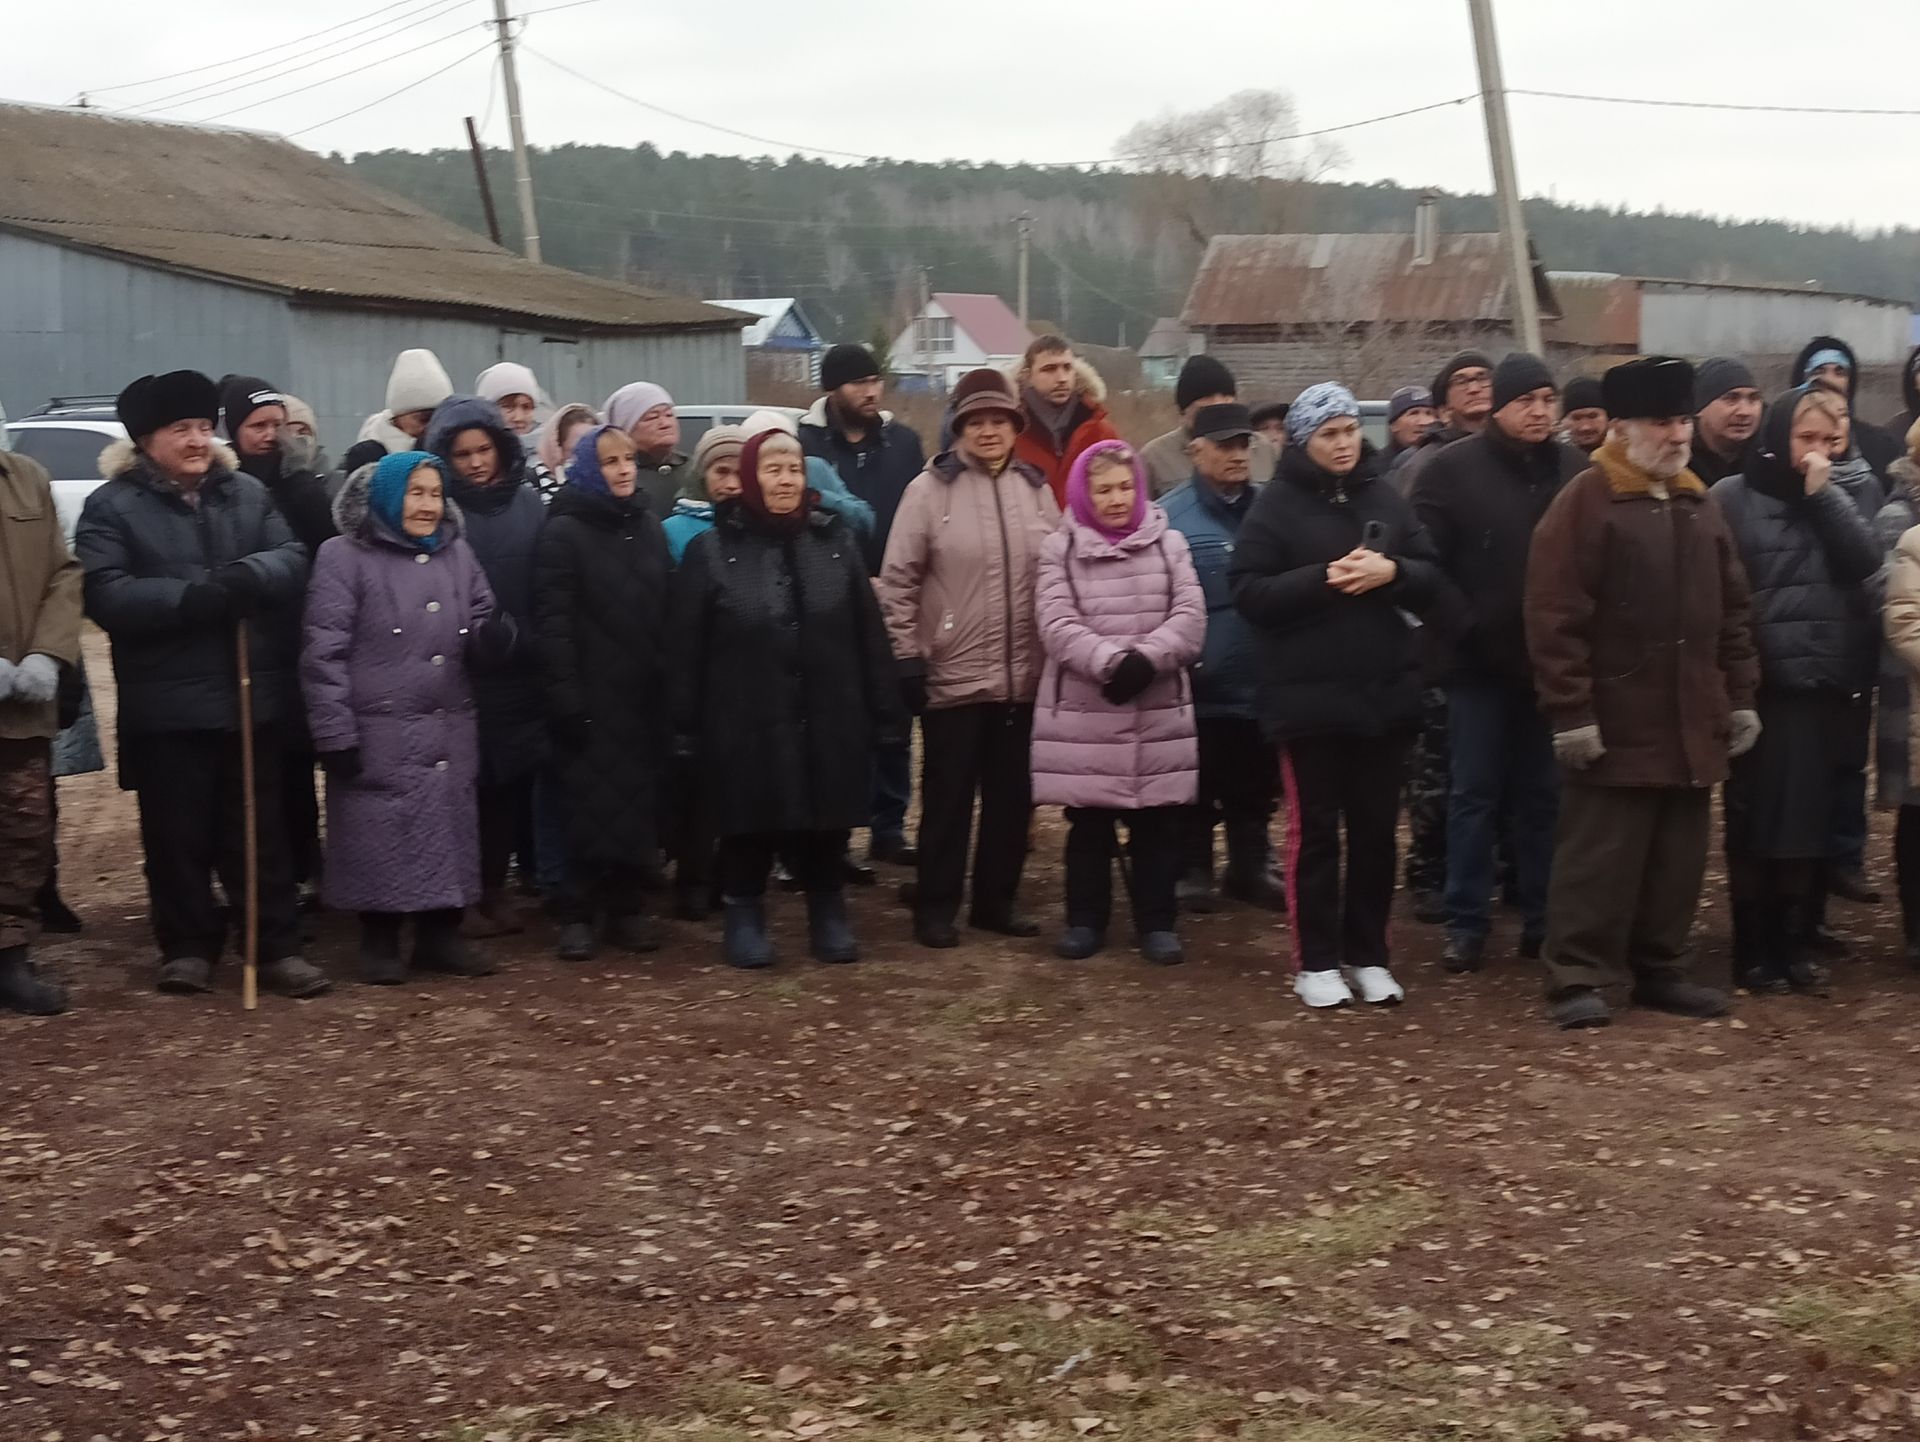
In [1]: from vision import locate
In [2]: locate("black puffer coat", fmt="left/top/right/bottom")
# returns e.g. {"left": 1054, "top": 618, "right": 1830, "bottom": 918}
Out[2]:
{"left": 669, "top": 504, "right": 903, "bottom": 837}
{"left": 76, "top": 440, "right": 308, "bottom": 743}
{"left": 533, "top": 482, "right": 672, "bottom": 862}
{"left": 1230, "top": 445, "right": 1451, "bottom": 741}
{"left": 431, "top": 398, "right": 549, "bottom": 783}
{"left": 1712, "top": 386, "right": 1884, "bottom": 694}
{"left": 1408, "top": 424, "right": 1585, "bottom": 685}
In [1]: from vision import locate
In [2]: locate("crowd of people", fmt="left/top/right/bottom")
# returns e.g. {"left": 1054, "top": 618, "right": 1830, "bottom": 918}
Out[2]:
{"left": 3, "top": 325, "right": 1919, "bottom": 1031}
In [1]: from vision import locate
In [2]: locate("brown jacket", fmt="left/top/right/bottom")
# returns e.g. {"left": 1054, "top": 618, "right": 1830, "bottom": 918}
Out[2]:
{"left": 0, "top": 450, "right": 83, "bottom": 741}
{"left": 878, "top": 450, "right": 1061, "bottom": 710}
{"left": 1525, "top": 438, "right": 1758, "bottom": 788}
{"left": 1882, "top": 525, "right": 1920, "bottom": 789}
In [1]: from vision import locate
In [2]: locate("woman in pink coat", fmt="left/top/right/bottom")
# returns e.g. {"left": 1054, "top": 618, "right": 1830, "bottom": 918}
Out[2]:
{"left": 1032, "top": 441, "right": 1206, "bottom": 964}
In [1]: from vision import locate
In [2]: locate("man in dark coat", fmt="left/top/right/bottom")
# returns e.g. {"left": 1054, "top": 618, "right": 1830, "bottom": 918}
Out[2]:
{"left": 220, "top": 373, "right": 336, "bottom": 910}
{"left": 1688, "top": 357, "right": 1764, "bottom": 488}
{"left": 1526, "top": 357, "right": 1758, "bottom": 1029}
{"left": 1410, "top": 353, "right": 1586, "bottom": 971}
{"left": 799, "top": 343, "right": 928, "bottom": 868}
{"left": 1388, "top": 350, "right": 1493, "bottom": 490}
{"left": 1793, "top": 335, "right": 1901, "bottom": 481}
{"left": 76, "top": 371, "right": 325, "bottom": 998}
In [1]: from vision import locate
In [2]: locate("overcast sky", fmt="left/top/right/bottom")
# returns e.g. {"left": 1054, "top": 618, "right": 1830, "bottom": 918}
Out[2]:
{"left": 7, "top": 0, "right": 1918, "bottom": 233}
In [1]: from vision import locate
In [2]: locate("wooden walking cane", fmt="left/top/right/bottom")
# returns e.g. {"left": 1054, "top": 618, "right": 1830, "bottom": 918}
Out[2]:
{"left": 236, "top": 620, "right": 259, "bottom": 1011}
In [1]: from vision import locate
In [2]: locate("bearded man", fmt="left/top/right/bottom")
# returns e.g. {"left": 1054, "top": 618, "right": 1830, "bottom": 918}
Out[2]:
{"left": 1523, "top": 356, "right": 1758, "bottom": 1030}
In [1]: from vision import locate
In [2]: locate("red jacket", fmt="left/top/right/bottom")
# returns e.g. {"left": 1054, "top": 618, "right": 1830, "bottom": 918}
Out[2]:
{"left": 1013, "top": 361, "right": 1122, "bottom": 507}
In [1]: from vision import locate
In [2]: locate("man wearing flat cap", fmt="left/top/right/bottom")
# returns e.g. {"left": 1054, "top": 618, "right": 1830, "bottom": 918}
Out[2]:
{"left": 76, "top": 370, "right": 327, "bottom": 1000}
{"left": 1524, "top": 356, "right": 1758, "bottom": 1029}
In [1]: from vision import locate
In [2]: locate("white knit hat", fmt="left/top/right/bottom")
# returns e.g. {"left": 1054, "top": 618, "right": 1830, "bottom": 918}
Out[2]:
{"left": 385, "top": 348, "right": 454, "bottom": 416}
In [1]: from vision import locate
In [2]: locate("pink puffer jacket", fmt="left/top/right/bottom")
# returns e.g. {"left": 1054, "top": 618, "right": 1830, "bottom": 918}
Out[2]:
{"left": 1030, "top": 507, "right": 1206, "bottom": 809}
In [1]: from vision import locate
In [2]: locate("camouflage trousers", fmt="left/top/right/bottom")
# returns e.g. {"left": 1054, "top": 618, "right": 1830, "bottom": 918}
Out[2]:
{"left": 0, "top": 738, "right": 52, "bottom": 952}
{"left": 1403, "top": 688, "right": 1449, "bottom": 893}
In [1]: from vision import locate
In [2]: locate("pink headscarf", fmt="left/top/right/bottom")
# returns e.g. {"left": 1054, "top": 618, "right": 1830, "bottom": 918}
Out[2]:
{"left": 1066, "top": 439, "right": 1147, "bottom": 542}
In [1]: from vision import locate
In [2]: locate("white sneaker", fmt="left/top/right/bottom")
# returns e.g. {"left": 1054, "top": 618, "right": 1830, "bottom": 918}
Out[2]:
{"left": 1295, "top": 969, "right": 1353, "bottom": 1009}
{"left": 1348, "top": 966, "right": 1405, "bottom": 1005}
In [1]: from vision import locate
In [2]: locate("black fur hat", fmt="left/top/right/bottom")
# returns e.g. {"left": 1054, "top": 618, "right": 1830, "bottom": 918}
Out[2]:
{"left": 117, "top": 370, "right": 221, "bottom": 441}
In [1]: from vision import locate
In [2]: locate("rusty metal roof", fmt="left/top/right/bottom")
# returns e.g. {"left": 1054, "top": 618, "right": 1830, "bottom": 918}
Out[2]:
{"left": 0, "top": 102, "right": 743, "bottom": 334}
{"left": 1180, "top": 232, "right": 1559, "bottom": 329}
{"left": 1544, "top": 271, "right": 1641, "bottom": 349}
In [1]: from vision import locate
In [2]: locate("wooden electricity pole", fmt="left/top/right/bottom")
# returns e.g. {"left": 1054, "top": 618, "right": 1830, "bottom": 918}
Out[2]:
{"left": 1466, "top": 0, "right": 1541, "bottom": 355}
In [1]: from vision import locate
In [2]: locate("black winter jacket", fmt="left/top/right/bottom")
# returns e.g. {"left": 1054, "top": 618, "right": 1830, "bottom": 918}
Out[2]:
{"left": 1712, "top": 386, "right": 1884, "bottom": 695}
{"left": 1230, "top": 445, "right": 1451, "bottom": 741}
{"left": 798, "top": 399, "right": 927, "bottom": 574}
{"left": 76, "top": 443, "right": 308, "bottom": 742}
{"left": 1409, "top": 425, "right": 1585, "bottom": 685}
{"left": 1791, "top": 334, "right": 1901, "bottom": 482}
{"left": 533, "top": 483, "right": 672, "bottom": 862}
{"left": 240, "top": 435, "right": 338, "bottom": 556}
{"left": 669, "top": 504, "right": 903, "bottom": 837}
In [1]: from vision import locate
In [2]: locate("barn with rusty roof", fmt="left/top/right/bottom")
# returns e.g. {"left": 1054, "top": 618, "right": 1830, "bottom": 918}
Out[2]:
{"left": 0, "top": 101, "right": 748, "bottom": 448}
{"left": 1176, "top": 196, "right": 1561, "bottom": 400}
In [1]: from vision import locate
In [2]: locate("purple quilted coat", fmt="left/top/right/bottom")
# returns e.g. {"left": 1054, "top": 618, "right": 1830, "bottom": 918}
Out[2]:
{"left": 1031, "top": 507, "right": 1206, "bottom": 810}
{"left": 301, "top": 472, "right": 497, "bottom": 913}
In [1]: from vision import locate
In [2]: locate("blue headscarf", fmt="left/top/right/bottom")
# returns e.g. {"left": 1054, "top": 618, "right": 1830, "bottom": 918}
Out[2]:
{"left": 567, "top": 423, "right": 624, "bottom": 497}
{"left": 369, "top": 451, "right": 449, "bottom": 552}
{"left": 1286, "top": 382, "right": 1361, "bottom": 449}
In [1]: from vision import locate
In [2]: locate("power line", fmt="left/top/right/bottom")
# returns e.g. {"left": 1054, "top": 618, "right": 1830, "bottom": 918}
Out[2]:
{"left": 82, "top": 0, "right": 421, "bottom": 98}
{"left": 288, "top": 41, "right": 498, "bottom": 139}
{"left": 1510, "top": 88, "right": 1920, "bottom": 118}
{"left": 201, "top": 17, "right": 487, "bottom": 125}
{"left": 132, "top": 0, "right": 462, "bottom": 115}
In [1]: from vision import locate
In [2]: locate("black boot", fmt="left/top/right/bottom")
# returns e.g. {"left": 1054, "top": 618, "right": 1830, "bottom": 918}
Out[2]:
{"left": 35, "top": 876, "right": 82, "bottom": 934}
{"left": 0, "top": 945, "right": 67, "bottom": 1015}
{"left": 806, "top": 890, "right": 859, "bottom": 964}
{"left": 358, "top": 913, "right": 406, "bottom": 985}
{"left": 723, "top": 896, "right": 776, "bottom": 968}
{"left": 414, "top": 909, "right": 495, "bottom": 976}
{"left": 1220, "top": 821, "right": 1287, "bottom": 911}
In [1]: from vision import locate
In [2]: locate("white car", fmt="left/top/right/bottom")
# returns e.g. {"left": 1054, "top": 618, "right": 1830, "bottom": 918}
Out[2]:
{"left": 7, "top": 401, "right": 125, "bottom": 541}
{"left": 674, "top": 404, "right": 802, "bottom": 454}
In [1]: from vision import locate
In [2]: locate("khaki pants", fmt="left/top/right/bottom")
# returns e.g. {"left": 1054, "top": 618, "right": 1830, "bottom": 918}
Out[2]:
{"left": 0, "top": 737, "right": 52, "bottom": 952}
{"left": 1543, "top": 782, "right": 1711, "bottom": 996}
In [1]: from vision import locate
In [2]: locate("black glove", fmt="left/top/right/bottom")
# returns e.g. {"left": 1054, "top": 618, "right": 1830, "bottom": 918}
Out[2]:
{"left": 470, "top": 614, "right": 516, "bottom": 668}
{"left": 897, "top": 662, "right": 929, "bottom": 718}
{"left": 1102, "top": 649, "right": 1156, "bottom": 705}
{"left": 552, "top": 714, "right": 591, "bottom": 750}
{"left": 215, "top": 561, "right": 265, "bottom": 617}
{"left": 179, "top": 581, "right": 231, "bottom": 626}
{"left": 318, "top": 747, "right": 362, "bottom": 781}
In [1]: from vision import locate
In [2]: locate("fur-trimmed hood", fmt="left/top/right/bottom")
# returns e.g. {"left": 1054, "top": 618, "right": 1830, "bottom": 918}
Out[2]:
{"left": 98, "top": 436, "right": 240, "bottom": 481}
{"left": 800, "top": 395, "right": 895, "bottom": 432}
{"left": 332, "top": 460, "right": 465, "bottom": 546}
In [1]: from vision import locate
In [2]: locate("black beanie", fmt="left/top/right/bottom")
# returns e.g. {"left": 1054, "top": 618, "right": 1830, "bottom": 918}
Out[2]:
{"left": 1491, "top": 352, "right": 1556, "bottom": 413}
{"left": 1176, "top": 354, "right": 1237, "bottom": 413}
{"left": 1562, "top": 375, "right": 1605, "bottom": 414}
{"left": 820, "top": 343, "right": 881, "bottom": 393}
{"left": 1693, "top": 356, "right": 1757, "bottom": 413}
{"left": 117, "top": 370, "right": 221, "bottom": 442}
{"left": 217, "top": 373, "right": 285, "bottom": 438}
{"left": 1430, "top": 350, "right": 1494, "bottom": 407}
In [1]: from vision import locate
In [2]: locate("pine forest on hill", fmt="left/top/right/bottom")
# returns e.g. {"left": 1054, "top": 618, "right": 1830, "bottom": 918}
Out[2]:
{"left": 343, "top": 142, "right": 1920, "bottom": 350}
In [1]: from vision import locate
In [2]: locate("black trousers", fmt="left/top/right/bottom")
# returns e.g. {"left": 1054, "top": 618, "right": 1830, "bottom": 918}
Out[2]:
{"left": 477, "top": 776, "right": 535, "bottom": 895}
{"left": 561, "top": 861, "right": 651, "bottom": 923}
{"left": 1899, "top": 806, "right": 1920, "bottom": 945}
{"left": 1280, "top": 732, "right": 1409, "bottom": 972}
{"left": 1065, "top": 805, "right": 1181, "bottom": 935}
{"left": 718, "top": 830, "right": 849, "bottom": 898}
{"left": 125, "top": 728, "right": 300, "bottom": 964}
{"left": 1185, "top": 717, "right": 1279, "bottom": 868}
{"left": 281, "top": 739, "right": 320, "bottom": 888}
{"left": 917, "top": 703, "right": 1034, "bottom": 923}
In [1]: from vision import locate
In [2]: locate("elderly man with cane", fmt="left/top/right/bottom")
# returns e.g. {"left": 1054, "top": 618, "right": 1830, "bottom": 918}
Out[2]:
{"left": 76, "top": 371, "right": 326, "bottom": 998}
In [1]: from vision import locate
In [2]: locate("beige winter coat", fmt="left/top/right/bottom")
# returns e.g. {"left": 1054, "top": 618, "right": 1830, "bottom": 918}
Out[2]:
{"left": 878, "top": 450, "right": 1062, "bottom": 709}
{"left": 1883, "top": 524, "right": 1920, "bottom": 787}
{"left": 0, "top": 450, "right": 83, "bottom": 740}
{"left": 1140, "top": 426, "right": 1278, "bottom": 498}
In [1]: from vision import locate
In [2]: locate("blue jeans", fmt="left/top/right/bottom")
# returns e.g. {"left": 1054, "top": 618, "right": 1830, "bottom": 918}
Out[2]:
{"left": 872, "top": 734, "right": 913, "bottom": 844}
{"left": 1444, "top": 679, "right": 1558, "bottom": 943}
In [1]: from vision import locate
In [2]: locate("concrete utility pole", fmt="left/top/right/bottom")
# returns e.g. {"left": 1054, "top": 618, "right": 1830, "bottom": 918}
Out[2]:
{"left": 1466, "top": 0, "right": 1541, "bottom": 355}
{"left": 491, "top": 0, "right": 542, "bottom": 263}
{"left": 1015, "top": 213, "right": 1032, "bottom": 326}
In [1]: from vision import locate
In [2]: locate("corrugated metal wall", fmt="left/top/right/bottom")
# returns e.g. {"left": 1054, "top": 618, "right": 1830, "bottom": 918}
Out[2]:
{"left": 1641, "top": 286, "right": 1913, "bottom": 365}
{"left": 0, "top": 232, "right": 747, "bottom": 455}
{"left": 0, "top": 232, "right": 292, "bottom": 423}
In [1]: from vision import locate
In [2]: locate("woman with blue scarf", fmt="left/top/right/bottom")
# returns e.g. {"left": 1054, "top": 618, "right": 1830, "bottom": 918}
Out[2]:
{"left": 303, "top": 452, "right": 507, "bottom": 985}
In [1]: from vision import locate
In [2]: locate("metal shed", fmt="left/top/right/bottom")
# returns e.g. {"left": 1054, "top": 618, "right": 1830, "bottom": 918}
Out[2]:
{"left": 0, "top": 102, "right": 748, "bottom": 451}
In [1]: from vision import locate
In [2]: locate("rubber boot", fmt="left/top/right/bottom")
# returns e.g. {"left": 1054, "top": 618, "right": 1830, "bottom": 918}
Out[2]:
{"left": 414, "top": 909, "right": 495, "bottom": 976}
{"left": 35, "top": 875, "right": 82, "bottom": 934}
{"left": 723, "top": 895, "right": 776, "bottom": 969}
{"left": 806, "top": 890, "right": 859, "bottom": 964}
{"left": 0, "top": 945, "right": 68, "bottom": 1015}
{"left": 358, "top": 913, "right": 406, "bottom": 986}
{"left": 1220, "top": 820, "right": 1288, "bottom": 911}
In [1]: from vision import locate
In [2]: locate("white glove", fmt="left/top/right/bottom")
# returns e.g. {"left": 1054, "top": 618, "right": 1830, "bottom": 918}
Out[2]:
{"left": 1728, "top": 708, "right": 1762, "bottom": 759}
{"left": 1552, "top": 724, "right": 1606, "bottom": 770}
{"left": 9, "top": 654, "right": 59, "bottom": 705}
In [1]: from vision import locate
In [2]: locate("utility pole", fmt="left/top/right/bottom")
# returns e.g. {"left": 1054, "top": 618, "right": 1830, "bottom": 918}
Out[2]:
{"left": 1466, "top": 0, "right": 1540, "bottom": 355}
{"left": 491, "top": 0, "right": 542, "bottom": 263}
{"left": 464, "top": 117, "right": 503, "bottom": 246}
{"left": 1015, "top": 213, "right": 1032, "bottom": 326}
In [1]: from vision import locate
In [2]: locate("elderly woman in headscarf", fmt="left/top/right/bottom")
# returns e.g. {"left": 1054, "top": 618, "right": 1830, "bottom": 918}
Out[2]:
{"left": 665, "top": 424, "right": 747, "bottom": 566}
{"left": 604, "top": 382, "right": 689, "bottom": 516}
{"left": 532, "top": 424, "right": 674, "bottom": 962}
{"left": 669, "top": 429, "right": 904, "bottom": 969}
{"left": 303, "top": 452, "right": 505, "bottom": 985}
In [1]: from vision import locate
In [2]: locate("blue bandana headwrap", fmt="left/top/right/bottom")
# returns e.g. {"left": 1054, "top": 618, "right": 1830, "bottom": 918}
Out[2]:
{"left": 567, "top": 423, "right": 625, "bottom": 497}
{"left": 1286, "top": 382, "right": 1361, "bottom": 449}
{"left": 369, "top": 451, "right": 449, "bottom": 552}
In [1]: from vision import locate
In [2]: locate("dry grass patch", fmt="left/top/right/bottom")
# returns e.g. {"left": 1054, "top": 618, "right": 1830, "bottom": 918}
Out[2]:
{"left": 1776, "top": 1277, "right": 1920, "bottom": 1365}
